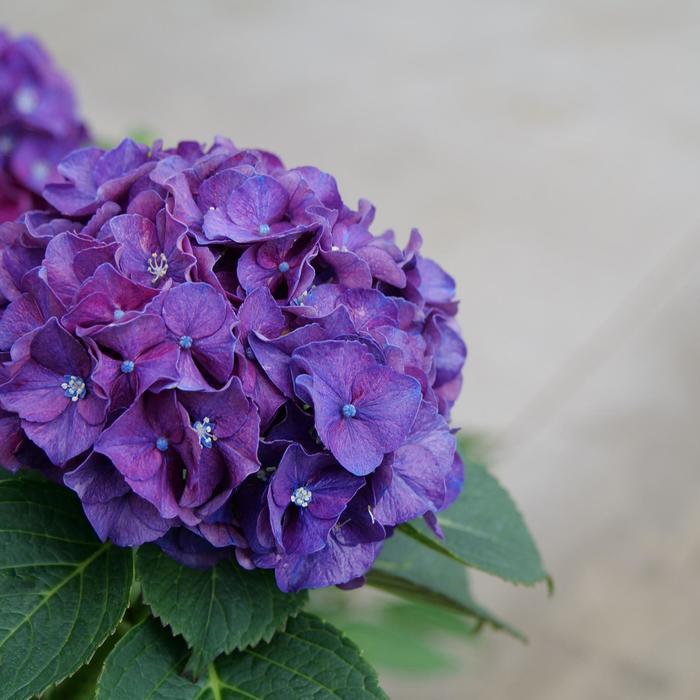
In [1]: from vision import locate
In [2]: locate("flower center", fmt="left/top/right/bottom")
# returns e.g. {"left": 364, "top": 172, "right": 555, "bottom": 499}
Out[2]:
{"left": 113, "top": 308, "right": 125, "bottom": 320}
{"left": 258, "top": 223, "right": 271, "bottom": 235}
{"left": 61, "top": 375, "right": 86, "bottom": 402}
{"left": 193, "top": 416, "right": 217, "bottom": 449}
{"left": 30, "top": 160, "right": 49, "bottom": 184}
{"left": 277, "top": 261, "right": 290, "bottom": 273}
{"left": 244, "top": 346, "right": 255, "bottom": 360}
{"left": 292, "top": 289, "right": 311, "bottom": 307}
{"left": 179, "top": 335, "right": 193, "bottom": 349}
{"left": 155, "top": 437, "right": 169, "bottom": 451}
{"left": 120, "top": 360, "right": 135, "bottom": 374}
{"left": 146, "top": 252, "right": 168, "bottom": 283}
{"left": 341, "top": 403, "right": 357, "bottom": 418}
{"left": 14, "top": 86, "right": 38, "bottom": 115}
{"left": 291, "top": 486, "right": 312, "bottom": 508}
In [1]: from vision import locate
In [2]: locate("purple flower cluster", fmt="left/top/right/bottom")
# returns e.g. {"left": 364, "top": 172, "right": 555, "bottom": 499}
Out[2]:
{"left": 0, "top": 136, "right": 467, "bottom": 591}
{"left": 0, "top": 29, "right": 88, "bottom": 222}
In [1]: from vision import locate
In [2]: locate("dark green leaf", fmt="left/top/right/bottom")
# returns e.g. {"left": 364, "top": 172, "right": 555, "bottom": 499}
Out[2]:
{"left": 369, "top": 529, "right": 525, "bottom": 640}
{"left": 97, "top": 613, "right": 387, "bottom": 699}
{"left": 401, "top": 460, "right": 548, "bottom": 585}
{"left": 136, "top": 544, "right": 307, "bottom": 674}
{"left": 95, "top": 617, "right": 194, "bottom": 700}
{"left": 0, "top": 477, "right": 133, "bottom": 700}
{"left": 43, "top": 622, "right": 127, "bottom": 700}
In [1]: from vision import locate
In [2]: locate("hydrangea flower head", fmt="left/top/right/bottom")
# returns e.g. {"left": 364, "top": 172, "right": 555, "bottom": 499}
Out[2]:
{"left": 0, "top": 134, "right": 467, "bottom": 592}
{"left": 0, "top": 29, "right": 89, "bottom": 221}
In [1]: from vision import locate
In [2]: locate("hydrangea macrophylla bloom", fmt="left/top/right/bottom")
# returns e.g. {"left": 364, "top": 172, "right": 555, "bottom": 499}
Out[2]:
{"left": 43, "top": 139, "right": 153, "bottom": 216}
{"left": 0, "top": 29, "right": 88, "bottom": 221}
{"left": 61, "top": 262, "right": 159, "bottom": 333}
{"left": 292, "top": 340, "right": 422, "bottom": 475}
{"left": 90, "top": 313, "right": 180, "bottom": 409}
{"left": 373, "top": 402, "right": 456, "bottom": 525}
{"left": 107, "top": 211, "right": 196, "bottom": 288}
{"left": 0, "top": 132, "right": 466, "bottom": 592}
{"left": 177, "top": 378, "right": 260, "bottom": 495}
{"left": 94, "top": 391, "right": 201, "bottom": 523}
{"left": 237, "top": 229, "right": 320, "bottom": 302}
{"left": 267, "top": 445, "right": 364, "bottom": 555}
{"left": 64, "top": 452, "right": 171, "bottom": 546}
{"left": 0, "top": 318, "right": 107, "bottom": 464}
{"left": 203, "top": 174, "right": 297, "bottom": 244}
{"left": 150, "top": 282, "right": 236, "bottom": 390}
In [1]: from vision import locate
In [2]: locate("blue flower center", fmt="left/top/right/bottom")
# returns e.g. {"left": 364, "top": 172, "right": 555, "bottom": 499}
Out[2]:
{"left": 341, "top": 403, "right": 357, "bottom": 418}
{"left": 291, "top": 486, "right": 312, "bottom": 508}
{"left": 179, "top": 335, "right": 193, "bottom": 349}
{"left": 156, "top": 437, "right": 169, "bottom": 451}
{"left": 146, "top": 251, "right": 169, "bottom": 283}
{"left": 244, "top": 346, "right": 255, "bottom": 360}
{"left": 113, "top": 308, "right": 125, "bottom": 320}
{"left": 277, "top": 261, "right": 290, "bottom": 273}
{"left": 193, "top": 417, "right": 217, "bottom": 449}
{"left": 258, "top": 223, "right": 271, "bottom": 235}
{"left": 31, "top": 161, "right": 49, "bottom": 184}
{"left": 14, "top": 86, "right": 38, "bottom": 115}
{"left": 120, "top": 360, "right": 135, "bottom": 374}
{"left": 61, "top": 375, "right": 86, "bottom": 402}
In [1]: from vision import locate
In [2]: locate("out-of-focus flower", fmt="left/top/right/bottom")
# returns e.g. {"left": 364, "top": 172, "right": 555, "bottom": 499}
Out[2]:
{"left": 0, "top": 29, "right": 89, "bottom": 221}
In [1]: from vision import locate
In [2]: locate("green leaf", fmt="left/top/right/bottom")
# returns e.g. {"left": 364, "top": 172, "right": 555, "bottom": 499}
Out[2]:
{"left": 369, "top": 529, "right": 525, "bottom": 640}
{"left": 401, "top": 459, "right": 548, "bottom": 586}
{"left": 0, "top": 477, "right": 133, "bottom": 700}
{"left": 328, "top": 620, "right": 455, "bottom": 673}
{"left": 42, "top": 621, "right": 127, "bottom": 700}
{"left": 95, "top": 617, "right": 194, "bottom": 700}
{"left": 136, "top": 544, "right": 307, "bottom": 674}
{"left": 97, "top": 613, "right": 387, "bottom": 699}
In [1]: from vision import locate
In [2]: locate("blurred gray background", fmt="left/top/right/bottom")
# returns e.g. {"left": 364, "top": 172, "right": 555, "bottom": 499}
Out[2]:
{"left": 3, "top": 1, "right": 699, "bottom": 698}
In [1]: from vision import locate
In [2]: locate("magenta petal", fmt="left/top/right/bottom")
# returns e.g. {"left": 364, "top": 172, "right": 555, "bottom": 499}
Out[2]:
{"left": 275, "top": 535, "right": 381, "bottom": 592}
{"left": 161, "top": 282, "right": 232, "bottom": 338}
{"left": 23, "top": 399, "right": 103, "bottom": 465}
{"left": 374, "top": 403, "right": 456, "bottom": 525}
{"left": 95, "top": 398, "right": 166, "bottom": 482}
{"left": 0, "top": 360, "right": 70, "bottom": 423}
{"left": 227, "top": 175, "right": 289, "bottom": 230}
{"left": 321, "top": 250, "right": 373, "bottom": 289}
{"left": 64, "top": 452, "right": 170, "bottom": 546}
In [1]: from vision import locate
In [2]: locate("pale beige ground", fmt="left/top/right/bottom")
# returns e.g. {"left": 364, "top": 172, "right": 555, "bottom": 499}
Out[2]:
{"left": 2, "top": 1, "right": 699, "bottom": 698}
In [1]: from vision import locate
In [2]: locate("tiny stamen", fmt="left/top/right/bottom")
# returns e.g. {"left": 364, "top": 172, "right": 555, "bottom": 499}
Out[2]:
{"left": 179, "top": 335, "right": 193, "bottom": 349}
{"left": 14, "top": 86, "right": 38, "bottom": 115}
{"left": 156, "top": 437, "right": 169, "bottom": 451}
{"left": 277, "top": 261, "right": 290, "bottom": 273}
{"left": 120, "top": 360, "right": 135, "bottom": 374}
{"left": 341, "top": 403, "right": 357, "bottom": 418}
{"left": 258, "top": 223, "right": 271, "bottom": 235}
{"left": 146, "top": 252, "right": 169, "bottom": 283}
{"left": 291, "top": 486, "right": 312, "bottom": 508}
{"left": 193, "top": 416, "right": 217, "bottom": 449}
{"left": 60, "top": 375, "right": 86, "bottom": 402}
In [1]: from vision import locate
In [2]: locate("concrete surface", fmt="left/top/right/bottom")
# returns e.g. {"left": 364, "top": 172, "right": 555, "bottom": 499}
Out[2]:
{"left": 1, "top": 1, "right": 699, "bottom": 698}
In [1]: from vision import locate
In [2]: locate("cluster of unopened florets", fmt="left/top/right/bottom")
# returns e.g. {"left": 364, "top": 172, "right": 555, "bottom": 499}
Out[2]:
{"left": 0, "top": 30, "right": 88, "bottom": 222}
{"left": 0, "top": 136, "right": 466, "bottom": 591}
